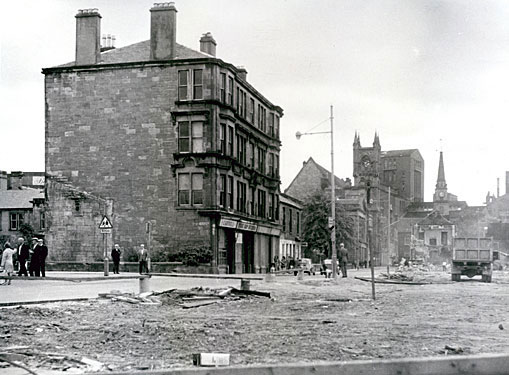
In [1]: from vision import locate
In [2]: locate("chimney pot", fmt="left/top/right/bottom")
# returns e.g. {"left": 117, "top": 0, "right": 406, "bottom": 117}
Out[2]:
{"left": 150, "top": 2, "right": 178, "bottom": 60}
{"left": 75, "top": 9, "right": 102, "bottom": 65}
{"left": 199, "top": 32, "right": 217, "bottom": 56}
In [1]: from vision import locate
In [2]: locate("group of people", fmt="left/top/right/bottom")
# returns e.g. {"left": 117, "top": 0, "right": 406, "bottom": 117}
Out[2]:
{"left": 1, "top": 237, "right": 48, "bottom": 285}
{"left": 110, "top": 243, "right": 150, "bottom": 275}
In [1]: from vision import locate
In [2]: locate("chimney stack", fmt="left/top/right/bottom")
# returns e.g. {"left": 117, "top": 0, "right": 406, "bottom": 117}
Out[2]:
{"left": 9, "top": 172, "right": 24, "bottom": 190}
{"left": 506, "top": 171, "right": 509, "bottom": 196}
{"left": 75, "top": 8, "right": 102, "bottom": 65}
{"left": 150, "top": 2, "right": 178, "bottom": 60}
{"left": 0, "top": 171, "right": 7, "bottom": 190}
{"left": 199, "top": 32, "right": 217, "bottom": 56}
{"left": 237, "top": 66, "right": 248, "bottom": 81}
{"left": 497, "top": 177, "right": 500, "bottom": 198}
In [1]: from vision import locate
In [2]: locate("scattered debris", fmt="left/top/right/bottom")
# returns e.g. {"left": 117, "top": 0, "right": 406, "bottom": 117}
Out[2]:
{"left": 499, "top": 324, "right": 504, "bottom": 330}
{"left": 355, "top": 276, "right": 430, "bottom": 285}
{"left": 440, "top": 345, "right": 464, "bottom": 355}
{"left": 192, "top": 353, "right": 230, "bottom": 367}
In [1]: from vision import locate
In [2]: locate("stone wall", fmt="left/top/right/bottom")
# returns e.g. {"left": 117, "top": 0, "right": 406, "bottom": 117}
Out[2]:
{"left": 45, "top": 64, "right": 212, "bottom": 257}
{"left": 45, "top": 178, "right": 110, "bottom": 262}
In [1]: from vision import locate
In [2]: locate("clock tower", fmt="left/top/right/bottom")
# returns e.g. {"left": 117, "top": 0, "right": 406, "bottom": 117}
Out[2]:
{"left": 353, "top": 132, "right": 381, "bottom": 189}
{"left": 433, "top": 151, "right": 448, "bottom": 202}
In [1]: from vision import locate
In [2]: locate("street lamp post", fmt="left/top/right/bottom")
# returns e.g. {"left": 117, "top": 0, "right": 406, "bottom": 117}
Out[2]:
{"left": 296, "top": 105, "right": 338, "bottom": 279}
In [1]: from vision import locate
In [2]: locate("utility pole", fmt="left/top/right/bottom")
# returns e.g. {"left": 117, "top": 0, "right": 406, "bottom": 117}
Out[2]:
{"left": 387, "top": 186, "right": 391, "bottom": 263}
{"left": 330, "top": 105, "right": 337, "bottom": 279}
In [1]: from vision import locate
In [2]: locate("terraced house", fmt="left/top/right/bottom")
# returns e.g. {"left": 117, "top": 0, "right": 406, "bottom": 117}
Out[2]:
{"left": 43, "top": 3, "right": 283, "bottom": 273}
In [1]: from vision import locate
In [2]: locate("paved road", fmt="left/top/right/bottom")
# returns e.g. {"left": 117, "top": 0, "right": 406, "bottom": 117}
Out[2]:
{"left": 0, "top": 268, "right": 376, "bottom": 305}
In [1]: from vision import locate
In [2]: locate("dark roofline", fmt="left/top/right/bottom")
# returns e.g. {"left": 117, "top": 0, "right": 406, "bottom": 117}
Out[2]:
{"left": 42, "top": 55, "right": 283, "bottom": 115}
{"left": 382, "top": 149, "right": 423, "bottom": 160}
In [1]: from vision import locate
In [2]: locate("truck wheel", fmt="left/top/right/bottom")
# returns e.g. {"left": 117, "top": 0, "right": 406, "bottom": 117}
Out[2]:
{"left": 451, "top": 274, "right": 460, "bottom": 282}
{"left": 482, "top": 275, "right": 492, "bottom": 283}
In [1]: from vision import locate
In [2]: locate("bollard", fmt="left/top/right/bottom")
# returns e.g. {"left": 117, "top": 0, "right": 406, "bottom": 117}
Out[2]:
{"left": 104, "top": 257, "right": 109, "bottom": 276}
{"left": 139, "top": 276, "right": 150, "bottom": 294}
{"left": 264, "top": 267, "right": 276, "bottom": 283}
{"left": 297, "top": 268, "right": 304, "bottom": 281}
{"left": 240, "top": 279, "right": 250, "bottom": 291}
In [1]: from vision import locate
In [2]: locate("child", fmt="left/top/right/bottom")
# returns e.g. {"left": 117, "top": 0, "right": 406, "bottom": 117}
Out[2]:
{"left": 1, "top": 242, "right": 16, "bottom": 285}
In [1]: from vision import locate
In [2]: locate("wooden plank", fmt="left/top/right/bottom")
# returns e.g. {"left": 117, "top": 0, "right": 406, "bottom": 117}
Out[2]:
{"left": 149, "top": 273, "right": 264, "bottom": 281}
{"left": 354, "top": 276, "right": 429, "bottom": 285}
{"left": 93, "top": 352, "right": 509, "bottom": 375}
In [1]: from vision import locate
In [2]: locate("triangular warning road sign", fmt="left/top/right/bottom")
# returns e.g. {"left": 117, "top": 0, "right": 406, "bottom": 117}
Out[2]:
{"left": 99, "top": 215, "right": 113, "bottom": 229}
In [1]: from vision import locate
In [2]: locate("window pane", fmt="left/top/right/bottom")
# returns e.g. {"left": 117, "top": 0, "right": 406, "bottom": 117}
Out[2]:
{"left": 193, "top": 70, "right": 202, "bottom": 84}
{"left": 179, "top": 139, "right": 190, "bottom": 152}
{"left": 179, "top": 191, "right": 190, "bottom": 205}
{"left": 192, "top": 122, "right": 203, "bottom": 137}
{"left": 192, "top": 174, "right": 203, "bottom": 190}
{"left": 192, "top": 190, "right": 203, "bottom": 205}
{"left": 179, "top": 174, "right": 191, "bottom": 189}
{"left": 178, "top": 70, "right": 188, "bottom": 85}
{"left": 179, "top": 122, "right": 190, "bottom": 137}
{"left": 193, "top": 86, "right": 203, "bottom": 99}
{"left": 178, "top": 87, "right": 188, "bottom": 100}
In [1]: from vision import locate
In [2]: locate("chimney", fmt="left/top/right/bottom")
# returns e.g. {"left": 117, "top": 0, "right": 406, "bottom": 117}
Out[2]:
{"left": 237, "top": 66, "right": 248, "bottom": 81}
{"left": 9, "top": 171, "right": 24, "bottom": 190}
{"left": 101, "top": 34, "right": 116, "bottom": 52}
{"left": 199, "top": 32, "right": 216, "bottom": 56}
{"left": 150, "top": 2, "right": 178, "bottom": 60}
{"left": 75, "top": 8, "right": 102, "bottom": 65}
{"left": 0, "top": 171, "right": 7, "bottom": 190}
{"left": 497, "top": 177, "right": 500, "bottom": 198}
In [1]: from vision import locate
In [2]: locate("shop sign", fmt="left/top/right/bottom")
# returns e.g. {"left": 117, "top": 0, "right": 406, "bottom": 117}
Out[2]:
{"left": 237, "top": 221, "right": 257, "bottom": 232}
{"left": 257, "top": 226, "right": 272, "bottom": 235}
{"left": 270, "top": 228, "right": 281, "bottom": 236}
{"left": 219, "top": 218, "right": 238, "bottom": 229}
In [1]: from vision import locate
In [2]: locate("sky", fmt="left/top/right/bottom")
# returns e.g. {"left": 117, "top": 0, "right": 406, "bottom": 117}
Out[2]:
{"left": 2, "top": 0, "right": 509, "bottom": 205}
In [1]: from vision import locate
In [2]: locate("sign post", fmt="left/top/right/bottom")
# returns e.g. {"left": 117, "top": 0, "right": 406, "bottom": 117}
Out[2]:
{"left": 99, "top": 215, "right": 113, "bottom": 276}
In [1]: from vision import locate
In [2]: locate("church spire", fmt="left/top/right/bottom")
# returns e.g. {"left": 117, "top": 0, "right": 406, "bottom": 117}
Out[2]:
{"left": 353, "top": 131, "right": 361, "bottom": 147}
{"left": 436, "top": 151, "right": 447, "bottom": 189}
{"left": 434, "top": 151, "right": 448, "bottom": 202}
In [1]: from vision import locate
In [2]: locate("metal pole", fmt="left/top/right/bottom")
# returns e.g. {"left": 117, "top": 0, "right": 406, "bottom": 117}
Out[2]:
{"left": 387, "top": 186, "right": 391, "bottom": 264}
{"left": 330, "top": 105, "right": 337, "bottom": 280}
{"left": 369, "top": 210, "right": 376, "bottom": 300}
{"left": 103, "top": 232, "right": 109, "bottom": 276}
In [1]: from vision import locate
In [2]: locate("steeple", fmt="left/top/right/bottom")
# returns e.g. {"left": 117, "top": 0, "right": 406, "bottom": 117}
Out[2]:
{"left": 436, "top": 151, "right": 447, "bottom": 189}
{"left": 434, "top": 151, "right": 448, "bottom": 201}
{"left": 373, "top": 131, "right": 381, "bottom": 151}
{"left": 353, "top": 132, "right": 361, "bottom": 148}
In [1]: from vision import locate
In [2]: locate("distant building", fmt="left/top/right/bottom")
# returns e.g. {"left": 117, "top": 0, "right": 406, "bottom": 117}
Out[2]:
{"left": 279, "top": 193, "right": 303, "bottom": 262}
{"left": 0, "top": 171, "right": 45, "bottom": 245}
{"left": 43, "top": 4, "right": 283, "bottom": 273}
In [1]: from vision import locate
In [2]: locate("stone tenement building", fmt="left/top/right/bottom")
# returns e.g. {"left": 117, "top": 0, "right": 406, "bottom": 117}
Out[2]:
{"left": 43, "top": 4, "right": 283, "bottom": 273}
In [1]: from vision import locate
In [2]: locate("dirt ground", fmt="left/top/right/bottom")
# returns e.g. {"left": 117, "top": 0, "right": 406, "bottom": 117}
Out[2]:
{"left": 2, "top": 269, "right": 509, "bottom": 373}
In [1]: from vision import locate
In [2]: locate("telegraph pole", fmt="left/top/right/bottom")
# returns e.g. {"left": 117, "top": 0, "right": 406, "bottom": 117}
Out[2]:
{"left": 330, "top": 105, "right": 337, "bottom": 279}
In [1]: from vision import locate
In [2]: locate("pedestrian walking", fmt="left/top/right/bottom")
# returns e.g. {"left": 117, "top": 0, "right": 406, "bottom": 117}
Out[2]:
{"left": 1, "top": 242, "right": 16, "bottom": 285}
{"left": 338, "top": 243, "right": 349, "bottom": 278}
{"left": 111, "top": 244, "right": 122, "bottom": 274}
{"left": 31, "top": 238, "right": 42, "bottom": 277}
{"left": 29, "top": 238, "right": 38, "bottom": 276}
{"left": 138, "top": 244, "right": 149, "bottom": 274}
{"left": 16, "top": 237, "right": 30, "bottom": 277}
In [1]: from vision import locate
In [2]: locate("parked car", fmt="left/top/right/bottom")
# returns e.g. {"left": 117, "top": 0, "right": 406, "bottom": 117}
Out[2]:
{"left": 294, "top": 258, "right": 316, "bottom": 276}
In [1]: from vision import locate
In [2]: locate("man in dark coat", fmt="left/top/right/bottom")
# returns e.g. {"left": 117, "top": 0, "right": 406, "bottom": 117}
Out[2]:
{"left": 30, "top": 238, "right": 41, "bottom": 277}
{"left": 16, "top": 237, "right": 30, "bottom": 276}
{"left": 111, "top": 244, "right": 121, "bottom": 274}
{"left": 338, "top": 243, "right": 349, "bottom": 278}
{"left": 37, "top": 239, "right": 48, "bottom": 277}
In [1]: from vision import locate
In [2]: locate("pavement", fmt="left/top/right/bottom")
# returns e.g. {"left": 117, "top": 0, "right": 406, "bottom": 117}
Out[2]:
{"left": 0, "top": 268, "right": 377, "bottom": 306}
{"left": 0, "top": 272, "right": 264, "bottom": 306}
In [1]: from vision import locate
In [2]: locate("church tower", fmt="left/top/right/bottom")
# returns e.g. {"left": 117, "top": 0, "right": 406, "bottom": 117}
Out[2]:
{"left": 353, "top": 132, "right": 381, "bottom": 188}
{"left": 433, "top": 151, "right": 448, "bottom": 202}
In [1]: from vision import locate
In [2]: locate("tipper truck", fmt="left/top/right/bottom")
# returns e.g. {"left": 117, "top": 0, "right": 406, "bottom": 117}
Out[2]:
{"left": 451, "top": 237, "right": 493, "bottom": 283}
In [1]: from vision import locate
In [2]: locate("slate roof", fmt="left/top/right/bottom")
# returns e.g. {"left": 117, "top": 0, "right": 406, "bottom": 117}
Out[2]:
{"left": 0, "top": 189, "right": 44, "bottom": 210}
{"left": 418, "top": 211, "right": 453, "bottom": 226}
{"left": 55, "top": 40, "right": 211, "bottom": 68}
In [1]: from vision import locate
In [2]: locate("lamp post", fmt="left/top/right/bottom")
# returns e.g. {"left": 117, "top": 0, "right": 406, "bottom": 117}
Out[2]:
{"left": 296, "top": 105, "right": 337, "bottom": 278}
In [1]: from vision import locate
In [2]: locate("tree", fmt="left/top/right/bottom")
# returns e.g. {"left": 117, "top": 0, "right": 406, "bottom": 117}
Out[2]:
{"left": 302, "top": 192, "right": 355, "bottom": 259}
